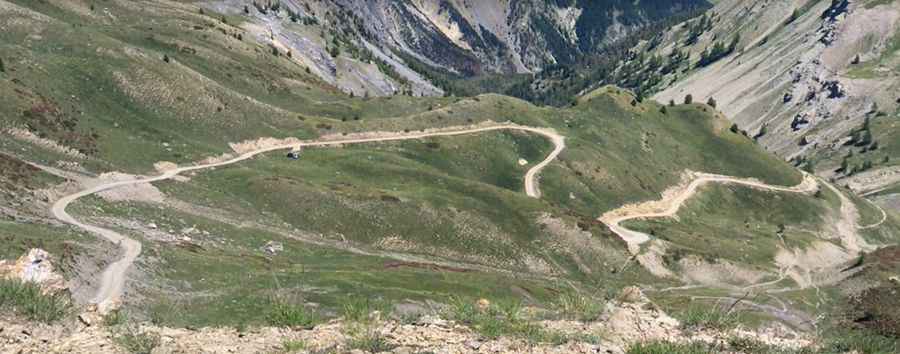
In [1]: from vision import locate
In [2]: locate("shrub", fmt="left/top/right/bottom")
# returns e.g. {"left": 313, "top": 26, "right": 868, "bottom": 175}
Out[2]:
{"left": 553, "top": 290, "right": 604, "bottom": 321}
{"left": 0, "top": 279, "right": 70, "bottom": 323}
{"left": 114, "top": 327, "right": 161, "bottom": 354}
{"left": 267, "top": 301, "right": 320, "bottom": 329}
{"left": 103, "top": 309, "right": 128, "bottom": 327}
{"left": 346, "top": 328, "right": 395, "bottom": 353}
{"left": 675, "top": 304, "right": 742, "bottom": 331}
{"left": 342, "top": 297, "right": 387, "bottom": 323}
{"left": 280, "top": 340, "right": 306, "bottom": 353}
{"left": 443, "top": 296, "right": 563, "bottom": 343}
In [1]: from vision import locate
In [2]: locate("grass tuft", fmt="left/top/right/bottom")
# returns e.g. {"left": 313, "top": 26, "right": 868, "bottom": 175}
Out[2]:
{"left": 280, "top": 339, "right": 306, "bottom": 353}
{"left": 345, "top": 327, "right": 395, "bottom": 353}
{"left": 114, "top": 327, "right": 161, "bottom": 354}
{"left": 0, "top": 279, "right": 70, "bottom": 323}
{"left": 103, "top": 309, "right": 128, "bottom": 327}
{"left": 267, "top": 300, "right": 320, "bottom": 329}
{"left": 443, "top": 296, "right": 569, "bottom": 344}
{"left": 341, "top": 297, "right": 387, "bottom": 323}
{"left": 675, "top": 304, "right": 742, "bottom": 331}
{"left": 553, "top": 289, "right": 605, "bottom": 321}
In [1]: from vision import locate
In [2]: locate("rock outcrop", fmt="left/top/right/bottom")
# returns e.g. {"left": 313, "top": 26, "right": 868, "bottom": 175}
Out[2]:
{"left": 0, "top": 248, "right": 67, "bottom": 294}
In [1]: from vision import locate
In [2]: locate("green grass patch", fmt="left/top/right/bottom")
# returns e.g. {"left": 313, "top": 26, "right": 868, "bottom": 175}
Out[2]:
{"left": 0, "top": 279, "right": 70, "bottom": 323}
{"left": 266, "top": 300, "right": 321, "bottom": 329}
{"left": 674, "top": 304, "right": 743, "bottom": 331}
{"left": 625, "top": 184, "right": 834, "bottom": 269}
{"left": 342, "top": 297, "right": 389, "bottom": 323}
{"left": 279, "top": 340, "right": 306, "bottom": 353}
{"left": 113, "top": 327, "right": 161, "bottom": 354}
{"left": 443, "top": 296, "right": 571, "bottom": 344}
{"left": 551, "top": 288, "right": 606, "bottom": 321}
{"left": 0, "top": 221, "right": 89, "bottom": 270}
{"left": 72, "top": 197, "right": 563, "bottom": 328}
{"left": 345, "top": 325, "right": 396, "bottom": 353}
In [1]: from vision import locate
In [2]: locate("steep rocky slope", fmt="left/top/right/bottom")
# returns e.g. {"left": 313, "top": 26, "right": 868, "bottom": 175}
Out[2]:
{"left": 203, "top": 0, "right": 709, "bottom": 97}
{"left": 649, "top": 0, "right": 900, "bottom": 196}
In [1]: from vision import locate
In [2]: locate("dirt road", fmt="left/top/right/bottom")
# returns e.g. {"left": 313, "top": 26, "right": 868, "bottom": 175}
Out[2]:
{"left": 47, "top": 123, "right": 565, "bottom": 312}
{"left": 599, "top": 171, "right": 819, "bottom": 253}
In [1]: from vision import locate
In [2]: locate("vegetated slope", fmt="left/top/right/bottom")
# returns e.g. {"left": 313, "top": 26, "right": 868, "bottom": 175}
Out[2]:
{"left": 624, "top": 183, "right": 843, "bottom": 286}
{"left": 0, "top": 0, "right": 461, "bottom": 172}
{"left": 201, "top": 0, "right": 710, "bottom": 97}
{"left": 829, "top": 245, "right": 900, "bottom": 340}
{"left": 4, "top": 0, "right": 899, "bottom": 346}
{"left": 644, "top": 0, "right": 900, "bottom": 200}
{"left": 60, "top": 84, "right": 818, "bottom": 327}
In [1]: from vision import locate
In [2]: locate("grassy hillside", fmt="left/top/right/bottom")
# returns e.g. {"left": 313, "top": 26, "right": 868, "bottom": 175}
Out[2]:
{"left": 624, "top": 183, "right": 841, "bottom": 274}
{"left": 5, "top": 0, "right": 898, "bottom": 337}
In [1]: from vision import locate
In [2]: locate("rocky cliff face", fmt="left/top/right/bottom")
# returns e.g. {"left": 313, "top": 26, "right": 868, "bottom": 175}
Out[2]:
{"left": 651, "top": 0, "right": 900, "bottom": 192}
{"left": 204, "top": 0, "right": 708, "bottom": 97}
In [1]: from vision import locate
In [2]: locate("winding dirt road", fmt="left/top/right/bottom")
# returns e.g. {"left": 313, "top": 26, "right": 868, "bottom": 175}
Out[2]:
{"left": 48, "top": 123, "right": 565, "bottom": 312}
{"left": 599, "top": 171, "right": 819, "bottom": 253}
{"left": 43, "top": 118, "right": 887, "bottom": 320}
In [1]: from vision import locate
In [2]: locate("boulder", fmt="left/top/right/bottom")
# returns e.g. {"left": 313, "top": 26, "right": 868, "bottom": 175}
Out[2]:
{"left": 0, "top": 248, "right": 67, "bottom": 294}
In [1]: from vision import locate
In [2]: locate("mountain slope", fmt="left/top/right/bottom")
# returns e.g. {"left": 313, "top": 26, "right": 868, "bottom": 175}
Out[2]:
{"left": 2, "top": 0, "right": 900, "bottom": 352}
{"left": 202, "top": 0, "right": 710, "bottom": 97}
{"left": 647, "top": 0, "right": 900, "bottom": 198}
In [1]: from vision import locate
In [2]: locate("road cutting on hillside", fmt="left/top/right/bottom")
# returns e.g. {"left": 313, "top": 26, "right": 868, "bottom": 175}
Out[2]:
{"left": 42, "top": 120, "right": 883, "bottom": 315}
{"left": 599, "top": 171, "right": 820, "bottom": 254}
{"left": 602, "top": 170, "right": 879, "bottom": 289}
{"left": 45, "top": 122, "right": 565, "bottom": 313}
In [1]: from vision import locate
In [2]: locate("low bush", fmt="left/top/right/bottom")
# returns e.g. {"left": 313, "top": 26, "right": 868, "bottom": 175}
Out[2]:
{"left": 114, "top": 327, "right": 161, "bottom": 354}
{"left": 267, "top": 301, "right": 320, "bottom": 329}
{"left": 443, "top": 296, "right": 568, "bottom": 344}
{"left": 0, "top": 279, "right": 70, "bottom": 323}
{"left": 675, "top": 304, "right": 742, "bottom": 331}
{"left": 553, "top": 289, "right": 605, "bottom": 321}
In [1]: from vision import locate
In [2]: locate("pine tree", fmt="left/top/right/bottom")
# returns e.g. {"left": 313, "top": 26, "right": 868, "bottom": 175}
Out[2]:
{"left": 707, "top": 97, "right": 717, "bottom": 108}
{"left": 163, "top": 54, "right": 170, "bottom": 63}
{"left": 0, "top": 58, "right": 5, "bottom": 73}
{"left": 684, "top": 94, "right": 693, "bottom": 104}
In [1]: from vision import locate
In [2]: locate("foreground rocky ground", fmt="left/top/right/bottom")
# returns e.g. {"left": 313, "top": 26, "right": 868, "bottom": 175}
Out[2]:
{"left": 0, "top": 293, "right": 811, "bottom": 354}
{"left": 0, "top": 249, "right": 811, "bottom": 353}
